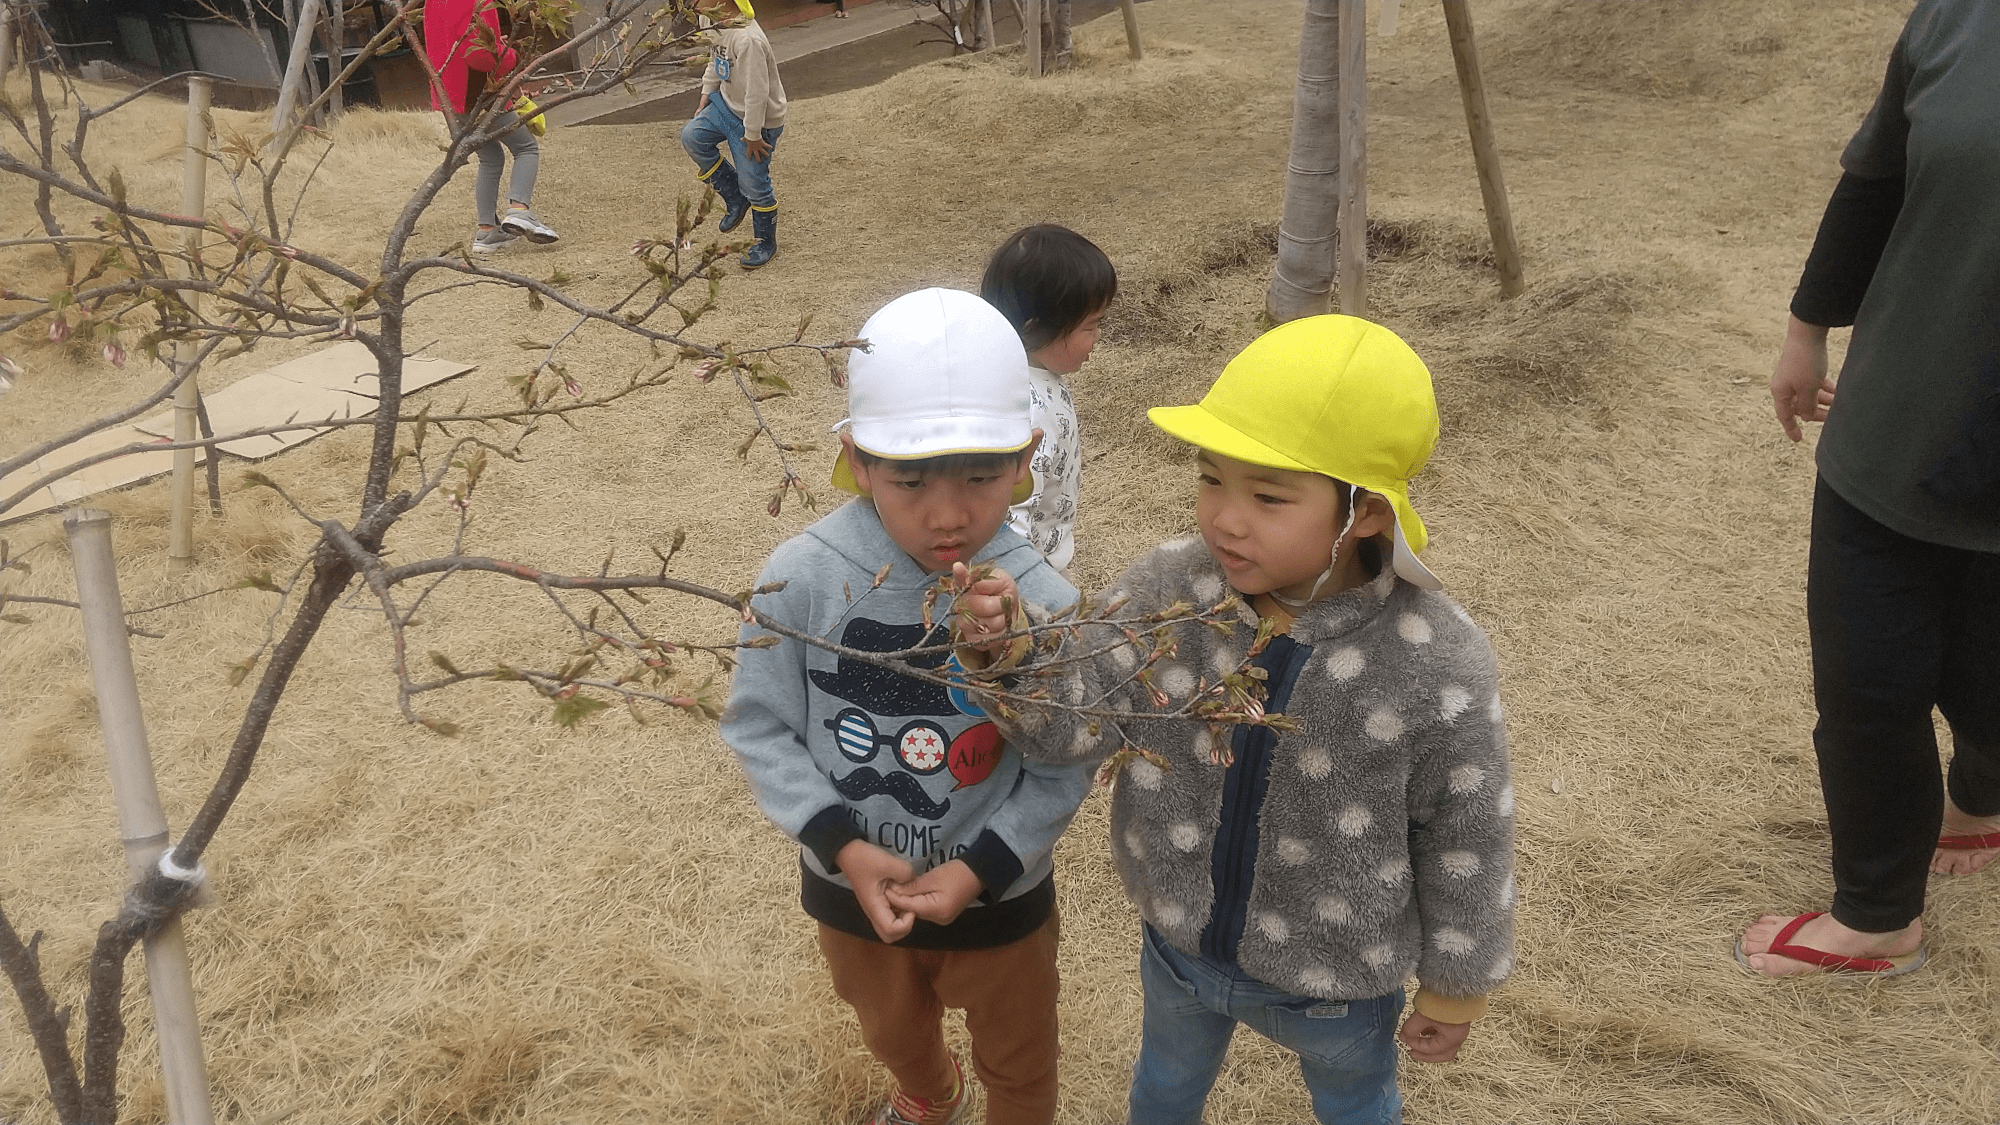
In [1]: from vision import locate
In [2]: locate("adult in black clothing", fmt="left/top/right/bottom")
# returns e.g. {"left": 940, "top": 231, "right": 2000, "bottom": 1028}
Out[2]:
{"left": 1738, "top": 0, "right": 2000, "bottom": 979}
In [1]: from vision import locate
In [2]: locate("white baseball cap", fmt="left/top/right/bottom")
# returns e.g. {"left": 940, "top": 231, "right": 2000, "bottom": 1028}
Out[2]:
{"left": 831, "top": 287, "right": 1037, "bottom": 501}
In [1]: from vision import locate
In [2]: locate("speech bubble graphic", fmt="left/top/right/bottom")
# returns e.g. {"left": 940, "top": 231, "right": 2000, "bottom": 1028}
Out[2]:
{"left": 947, "top": 722, "right": 1003, "bottom": 791}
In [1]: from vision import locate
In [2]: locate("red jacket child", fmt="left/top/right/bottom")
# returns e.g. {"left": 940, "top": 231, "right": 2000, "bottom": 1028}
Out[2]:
{"left": 422, "top": 0, "right": 518, "bottom": 114}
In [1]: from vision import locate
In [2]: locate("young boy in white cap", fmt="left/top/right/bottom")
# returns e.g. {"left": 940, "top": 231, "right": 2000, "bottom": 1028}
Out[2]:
{"left": 721, "top": 288, "right": 1093, "bottom": 1125}
{"left": 955, "top": 315, "right": 1515, "bottom": 1125}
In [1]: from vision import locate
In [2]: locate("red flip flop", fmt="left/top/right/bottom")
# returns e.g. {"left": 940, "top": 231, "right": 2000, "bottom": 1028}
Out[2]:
{"left": 1733, "top": 912, "right": 1928, "bottom": 978}
{"left": 1937, "top": 831, "right": 2000, "bottom": 850}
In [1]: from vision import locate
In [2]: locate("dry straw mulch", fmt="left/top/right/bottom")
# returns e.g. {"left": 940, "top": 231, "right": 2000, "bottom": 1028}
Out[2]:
{"left": 5, "top": 1, "right": 1996, "bottom": 1122}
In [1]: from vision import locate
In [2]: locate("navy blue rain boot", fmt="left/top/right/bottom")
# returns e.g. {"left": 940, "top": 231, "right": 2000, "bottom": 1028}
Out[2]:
{"left": 741, "top": 207, "right": 777, "bottom": 269}
{"left": 705, "top": 161, "right": 751, "bottom": 233}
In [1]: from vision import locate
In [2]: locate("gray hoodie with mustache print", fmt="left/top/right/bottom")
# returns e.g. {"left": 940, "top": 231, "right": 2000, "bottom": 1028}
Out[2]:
{"left": 722, "top": 498, "right": 1090, "bottom": 949}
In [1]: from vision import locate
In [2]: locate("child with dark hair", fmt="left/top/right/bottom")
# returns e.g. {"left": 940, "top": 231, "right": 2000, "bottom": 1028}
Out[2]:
{"left": 980, "top": 224, "right": 1117, "bottom": 574}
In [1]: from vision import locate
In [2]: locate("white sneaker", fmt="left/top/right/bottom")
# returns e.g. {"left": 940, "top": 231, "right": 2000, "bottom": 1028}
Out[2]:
{"left": 499, "top": 208, "right": 560, "bottom": 244}
{"left": 472, "top": 228, "right": 518, "bottom": 254}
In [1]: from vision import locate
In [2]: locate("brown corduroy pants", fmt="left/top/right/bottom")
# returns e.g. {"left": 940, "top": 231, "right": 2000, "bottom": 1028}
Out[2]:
{"left": 818, "top": 915, "right": 1060, "bottom": 1125}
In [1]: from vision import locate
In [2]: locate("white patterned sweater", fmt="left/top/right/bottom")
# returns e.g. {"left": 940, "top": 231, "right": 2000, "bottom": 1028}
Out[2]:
{"left": 1005, "top": 366, "right": 1079, "bottom": 573}
{"left": 990, "top": 536, "right": 1515, "bottom": 1002}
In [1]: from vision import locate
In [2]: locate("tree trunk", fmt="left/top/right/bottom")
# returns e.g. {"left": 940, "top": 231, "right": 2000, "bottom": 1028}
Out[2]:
{"left": 1266, "top": 0, "right": 1342, "bottom": 324}
{"left": 1040, "top": 0, "right": 1071, "bottom": 70}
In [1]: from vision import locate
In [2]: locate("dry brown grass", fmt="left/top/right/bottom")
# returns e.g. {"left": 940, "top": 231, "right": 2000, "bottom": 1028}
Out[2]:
{"left": 6, "top": 0, "right": 1998, "bottom": 1122}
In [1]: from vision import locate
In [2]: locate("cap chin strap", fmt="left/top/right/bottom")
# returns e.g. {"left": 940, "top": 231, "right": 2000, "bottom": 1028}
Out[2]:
{"left": 1269, "top": 483, "right": 1360, "bottom": 612}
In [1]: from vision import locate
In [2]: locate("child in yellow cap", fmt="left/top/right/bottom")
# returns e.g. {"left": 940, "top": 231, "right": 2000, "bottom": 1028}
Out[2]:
{"left": 683, "top": 0, "right": 787, "bottom": 267}
{"left": 955, "top": 315, "right": 1514, "bottom": 1125}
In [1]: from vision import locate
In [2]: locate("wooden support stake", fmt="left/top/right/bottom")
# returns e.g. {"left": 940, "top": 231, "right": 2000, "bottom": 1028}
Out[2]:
{"left": 1335, "top": 0, "right": 1366, "bottom": 316}
{"left": 318, "top": 0, "right": 344, "bottom": 119}
{"left": 0, "top": 2, "right": 15, "bottom": 87}
{"left": 66, "top": 509, "right": 217, "bottom": 1125}
{"left": 1025, "top": 0, "right": 1042, "bottom": 76}
{"left": 1378, "top": 0, "right": 1400, "bottom": 37}
{"left": 267, "top": 0, "right": 325, "bottom": 148}
{"left": 1119, "top": 0, "right": 1142, "bottom": 59}
{"left": 1441, "top": 0, "right": 1524, "bottom": 297}
{"left": 976, "top": 0, "right": 995, "bottom": 51}
{"left": 168, "top": 77, "right": 212, "bottom": 573}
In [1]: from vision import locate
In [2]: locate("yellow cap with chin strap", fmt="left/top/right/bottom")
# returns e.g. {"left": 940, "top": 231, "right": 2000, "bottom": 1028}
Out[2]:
{"left": 1147, "top": 314, "right": 1444, "bottom": 590}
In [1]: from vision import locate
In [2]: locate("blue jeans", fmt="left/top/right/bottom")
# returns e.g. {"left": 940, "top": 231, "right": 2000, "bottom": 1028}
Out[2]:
{"left": 679, "top": 96, "right": 782, "bottom": 208}
{"left": 1129, "top": 924, "right": 1404, "bottom": 1125}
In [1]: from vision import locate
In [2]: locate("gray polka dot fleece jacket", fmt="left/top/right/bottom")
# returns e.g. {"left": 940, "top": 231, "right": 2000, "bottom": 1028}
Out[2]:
{"left": 991, "top": 535, "right": 1515, "bottom": 1003}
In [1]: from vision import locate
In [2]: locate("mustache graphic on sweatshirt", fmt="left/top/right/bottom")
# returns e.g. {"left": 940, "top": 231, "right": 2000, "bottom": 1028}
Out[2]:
{"left": 831, "top": 766, "right": 952, "bottom": 822}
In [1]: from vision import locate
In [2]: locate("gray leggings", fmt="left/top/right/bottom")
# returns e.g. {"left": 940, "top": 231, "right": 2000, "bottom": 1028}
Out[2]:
{"left": 476, "top": 111, "right": 539, "bottom": 227}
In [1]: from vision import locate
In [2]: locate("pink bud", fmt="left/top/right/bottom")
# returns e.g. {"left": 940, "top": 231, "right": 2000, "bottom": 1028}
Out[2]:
{"left": 767, "top": 495, "right": 782, "bottom": 518}
{"left": 694, "top": 359, "right": 720, "bottom": 383}
{"left": 630, "top": 240, "right": 647, "bottom": 257}
{"left": 102, "top": 342, "right": 127, "bottom": 368}
{"left": 48, "top": 319, "right": 71, "bottom": 343}
{"left": 564, "top": 376, "right": 582, "bottom": 398}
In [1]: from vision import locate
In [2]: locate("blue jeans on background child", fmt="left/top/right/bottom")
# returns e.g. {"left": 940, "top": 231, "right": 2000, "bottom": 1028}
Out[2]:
{"left": 1129, "top": 924, "right": 1404, "bottom": 1125}
{"left": 679, "top": 96, "right": 782, "bottom": 208}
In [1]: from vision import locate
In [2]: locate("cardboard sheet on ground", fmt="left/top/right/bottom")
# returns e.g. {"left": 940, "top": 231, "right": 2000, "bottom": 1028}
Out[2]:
{"left": 134, "top": 342, "right": 475, "bottom": 459}
{"left": 2, "top": 343, "right": 474, "bottom": 523}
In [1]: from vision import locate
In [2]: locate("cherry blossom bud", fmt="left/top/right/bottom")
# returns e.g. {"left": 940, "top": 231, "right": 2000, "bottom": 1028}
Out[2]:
{"left": 564, "top": 375, "right": 582, "bottom": 398}
{"left": 694, "top": 359, "right": 720, "bottom": 383}
{"left": 48, "top": 319, "right": 71, "bottom": 343}
{"left": 102, "top": 342, "right": 127, "bottom": 368}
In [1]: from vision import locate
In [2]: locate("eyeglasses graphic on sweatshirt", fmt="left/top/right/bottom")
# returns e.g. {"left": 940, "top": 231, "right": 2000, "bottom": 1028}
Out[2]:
{"left": 828, "top": 707, "right": 952, "bottom": 774}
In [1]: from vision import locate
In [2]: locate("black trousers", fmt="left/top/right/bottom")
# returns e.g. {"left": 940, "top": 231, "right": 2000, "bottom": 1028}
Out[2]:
{"left": 1809, "top": 477, "right": 2000, "bottom": 932}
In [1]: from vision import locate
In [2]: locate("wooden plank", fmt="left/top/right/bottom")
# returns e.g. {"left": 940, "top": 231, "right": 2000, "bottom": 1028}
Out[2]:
{"left": 1119, "top": 0, "right": 1142, "bottom": 59}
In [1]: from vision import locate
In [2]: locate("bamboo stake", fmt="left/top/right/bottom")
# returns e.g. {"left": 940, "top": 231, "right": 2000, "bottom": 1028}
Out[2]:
{"left": 267, "top": 0, "right": 326, "bottom": 147}
{"left": 168, "top": 77, "right": 212, "bottom": 573}
{"left": 1441, "top": 0, "right": 1524, "bottom": 297}
{"left": 1335, "top": 0, "right": 1366, "bottom": 316}
{"left": 169, "top": 76, "right": 212, "bottom": 568}
{"left": 1025, "top": 0, "right": 1042, "bottom": 76}
{"left": 65, "top": 509, "right": 217, "bottom": 1125}
{"left": 1118, "top": 0, "right": 1142, "bottom": 59}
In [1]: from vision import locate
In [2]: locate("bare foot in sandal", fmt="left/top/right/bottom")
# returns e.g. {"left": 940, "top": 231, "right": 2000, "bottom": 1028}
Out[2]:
{"left": 1736, "top": 912, "right": 1925, "bottom": 978}
{"left": 1932, "top": 795, "right": 2000, "bottom": 875}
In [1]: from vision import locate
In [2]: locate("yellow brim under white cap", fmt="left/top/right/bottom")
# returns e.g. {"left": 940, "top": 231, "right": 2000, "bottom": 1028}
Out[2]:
{"left": 1150, "top": 402, "right": 1441, "bottom": 591}
{"left": 830, "top": 434, "right": 1038, "bottom": 505}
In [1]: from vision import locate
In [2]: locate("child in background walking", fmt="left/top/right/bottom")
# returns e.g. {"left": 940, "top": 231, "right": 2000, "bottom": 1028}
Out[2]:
{"left": 422, "top": 0, "right": 560, "bottom": 253}
{"left": 721, "top": 288, "right": 1093, "bottom": 1125}
{"left": 682, "top": 0, "right": 787, "bottom": 268}
{"left": 980, "top": 224, "right": 1117, "bottom": 575}
{"left": 956, "top": 316, "right": 1515, "bottom": 1125}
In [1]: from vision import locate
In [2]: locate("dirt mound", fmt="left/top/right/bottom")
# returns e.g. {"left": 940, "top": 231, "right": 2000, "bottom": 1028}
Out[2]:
{"left": 1482, "top": 0, "right": 1908, "bottom": 103}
